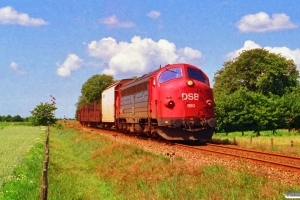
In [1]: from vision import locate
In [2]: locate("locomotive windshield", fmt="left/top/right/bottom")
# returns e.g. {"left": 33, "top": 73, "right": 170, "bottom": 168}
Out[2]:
{"left": 187, "top": 67, "right": 207, "bottom": 84}
{"left": 159, "top": 67, "right": 183, "bottom": 83}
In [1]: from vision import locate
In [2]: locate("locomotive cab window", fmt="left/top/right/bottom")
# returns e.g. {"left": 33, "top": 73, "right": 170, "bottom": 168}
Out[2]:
{"left": 159, "top": 67, "right": 183, "bottom": 83}
{"left": 187, "top": 67, "right": 207, "bottom": 84}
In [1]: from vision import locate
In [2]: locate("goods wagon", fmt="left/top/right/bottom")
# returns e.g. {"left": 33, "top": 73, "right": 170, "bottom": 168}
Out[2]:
{"left": 77, "top": 100, "right": 101, "bottom": 127}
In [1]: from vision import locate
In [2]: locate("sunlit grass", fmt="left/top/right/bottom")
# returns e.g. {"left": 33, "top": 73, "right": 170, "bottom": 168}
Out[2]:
{"left": 213, "top": 130, "right": 300, "bottom": 155}
{"left": 0, "top": 122, "right": 31, "bottom": 127}
{"left": 48, "top": 127, "right": 299, "bottom": 199}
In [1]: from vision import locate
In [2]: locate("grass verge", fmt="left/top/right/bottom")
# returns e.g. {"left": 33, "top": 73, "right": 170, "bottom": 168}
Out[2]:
{"left": 48, "top": 127, "right": 299, "bottom": 199}
{"left": 213, "top": 130, "right": 300, "bottom": 155}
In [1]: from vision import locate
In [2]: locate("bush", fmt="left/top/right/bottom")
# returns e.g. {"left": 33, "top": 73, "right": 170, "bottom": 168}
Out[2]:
{"left": 56, "top": 124, "right": 63, "bottom": 130}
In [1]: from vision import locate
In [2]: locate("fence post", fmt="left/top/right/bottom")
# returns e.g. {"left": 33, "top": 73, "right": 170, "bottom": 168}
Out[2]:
{"left": 40, "top": 126, "right": 50, "bottom": 200}
{"left": 40, "top": 162, "right": 48, "bottom": 200}
{"left": 291, "top": 141, "right": 294, "bottom": 147}
{"left": 250, "top": 136, "right": 252, "bottom": 145}
{"left": 271, "top": 138, "right": 273, "bottom": 148}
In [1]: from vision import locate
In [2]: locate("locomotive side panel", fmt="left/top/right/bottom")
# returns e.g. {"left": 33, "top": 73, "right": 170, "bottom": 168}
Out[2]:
{"left": 120, "top": 80, "right": 149, "bottom": 122}
{"left": 132, "top": 90, "right": 148, "bottom": 118}
{"left": 120, "top": 95, "right": 132, "bottom": 118}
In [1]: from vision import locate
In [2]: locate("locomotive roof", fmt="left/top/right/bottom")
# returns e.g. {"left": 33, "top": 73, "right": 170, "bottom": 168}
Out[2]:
{"left": 121, "top": 68, "right": 160, "bottom": 88}
{"left": 119, "top": 63, "right": 203, "bottom": 89}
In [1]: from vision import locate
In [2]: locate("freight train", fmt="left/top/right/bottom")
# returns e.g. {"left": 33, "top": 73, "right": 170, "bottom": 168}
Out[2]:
{"left": 77, "top": 63, "right": 217, "bottom": 140}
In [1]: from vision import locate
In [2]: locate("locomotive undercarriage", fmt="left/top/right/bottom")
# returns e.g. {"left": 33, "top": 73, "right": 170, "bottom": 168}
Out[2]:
{"left": 80, "top": 117, "right": 215, "bottom": 141}
{"left": 155, "top": 126, "right": 214, "bottom": 141}
{"left": 116, "top": 117, "right": 216, "bottom": 141}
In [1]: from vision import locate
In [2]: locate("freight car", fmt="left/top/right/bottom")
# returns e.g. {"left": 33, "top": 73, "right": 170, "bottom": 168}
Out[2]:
{"left": 77, "top": 63, "right": 217, "bottom": 140}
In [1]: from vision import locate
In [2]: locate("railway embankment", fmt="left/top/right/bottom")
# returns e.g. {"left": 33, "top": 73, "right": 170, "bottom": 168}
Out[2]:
{"left": 48, "top": 123, "right": 299, "bottom": 199}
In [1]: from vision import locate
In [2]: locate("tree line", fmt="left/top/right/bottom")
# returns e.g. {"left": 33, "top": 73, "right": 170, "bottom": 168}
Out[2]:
{"left": 1, "top": 102, "right": 58, "bottom": 126}
{"left": 0, "top": 115, "right": 30, "bottom": 122}
{"left": 213, "top": 48, "right": 300, "bottom": 136}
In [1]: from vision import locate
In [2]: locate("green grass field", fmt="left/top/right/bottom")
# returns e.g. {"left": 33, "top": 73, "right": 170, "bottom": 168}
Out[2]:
{"left": 0, "top": 126, "right": 44, "bottom": 199}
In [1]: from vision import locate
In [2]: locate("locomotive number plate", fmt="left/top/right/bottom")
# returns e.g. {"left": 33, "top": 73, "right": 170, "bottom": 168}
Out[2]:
{"left": 187, "top": 104, "right": 195, "bottom": 108}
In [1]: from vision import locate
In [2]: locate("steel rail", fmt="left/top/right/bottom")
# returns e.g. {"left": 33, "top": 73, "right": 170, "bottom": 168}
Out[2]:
{"left": 71, "top": 122, "right": 300, "bottom": 172}
{"left": 175, "top": 143, "right": 300, "bottom": 172}
{"left": 206, "top": 143, "right": 300, "bottom": 161}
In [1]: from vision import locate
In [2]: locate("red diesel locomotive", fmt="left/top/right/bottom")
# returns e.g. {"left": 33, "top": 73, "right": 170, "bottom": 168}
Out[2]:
{"left": 77, "top": 63, "right": 217, "bottom": 140}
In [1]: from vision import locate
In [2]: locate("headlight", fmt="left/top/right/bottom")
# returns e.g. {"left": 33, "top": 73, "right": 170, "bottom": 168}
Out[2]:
{"left": 164, "top": 100, "right": 175, "bottom": 108}
{"left": 187, "top": 80, "right": 194, "bottom": 86}
{"left": 206, "top": 99, "right": 213, "bottom": 107}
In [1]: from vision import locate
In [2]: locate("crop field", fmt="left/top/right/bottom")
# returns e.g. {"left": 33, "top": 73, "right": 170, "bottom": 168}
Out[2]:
{"left": 0, "top": 126, "right": 43, "bottom": 187}
{"left": 0, "top": 122, "right": 31, "bottom": 127}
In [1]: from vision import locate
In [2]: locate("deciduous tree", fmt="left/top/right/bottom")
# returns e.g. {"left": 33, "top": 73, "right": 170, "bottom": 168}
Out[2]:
{"left": 81, "top": 74, "right": 115, "bottom": 103}
{"left": 281, "top": 88, "right": 300, "bottom": 131}
{"left": 30, "top": 102, "right": 57, "bottom": 126}
{"left": 213, "top": 48, "right": 300, "bottom": 134}
{"left": 75, "top": 74, "right": 115, "bottom": 114}
{"left": 213, "top": 48, "right": 299, "bottom": 98}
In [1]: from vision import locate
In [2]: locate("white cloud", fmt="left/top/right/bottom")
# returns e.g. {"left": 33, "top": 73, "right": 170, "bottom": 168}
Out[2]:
{"left": 147, "top": 10, "right": 160, "bottom": 19}
{"left": 99, "top": 15, "right": 135, "bottom": 28}
{"left": 9, "top": 62, "right": 27, "bottom": 75}
{"left": 266, "top": 46, "right": 300, "bottom": 69}
{"left": 87, "top": 36, "right": 204, "bottom": 76}
{"left": 56, "top": 54, "right": 84, "bottom": 77}
{"left": 226, "top": 40, "right": 300, "bottom": 70}
{"left": 0, "top": 6, "right": 48, "bottom": 26}
{"left": 177, "top": 47, "right": 203, "bottom": 63}
{"left": 226, "top": 40, "right": 261, "bottom": 59}
{"left": 236, "top": 12, "right": 297, "bottom": 33}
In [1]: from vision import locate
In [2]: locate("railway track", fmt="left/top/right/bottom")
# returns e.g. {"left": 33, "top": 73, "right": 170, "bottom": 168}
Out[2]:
{"left": 69, "top": 123, "right": 300, "bottom": 173}
{"left": 175, "top": 143, "right": 300, "bottom": 172}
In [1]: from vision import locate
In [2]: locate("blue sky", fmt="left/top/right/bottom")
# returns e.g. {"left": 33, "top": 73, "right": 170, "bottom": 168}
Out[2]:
{"left": 0, "top": 1, "right": 299, "bottom": 118}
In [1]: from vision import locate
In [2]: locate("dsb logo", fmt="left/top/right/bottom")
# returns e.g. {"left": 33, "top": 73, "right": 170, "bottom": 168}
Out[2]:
{"left": 182, "top": 93, "right": 199, "bottom": 100}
